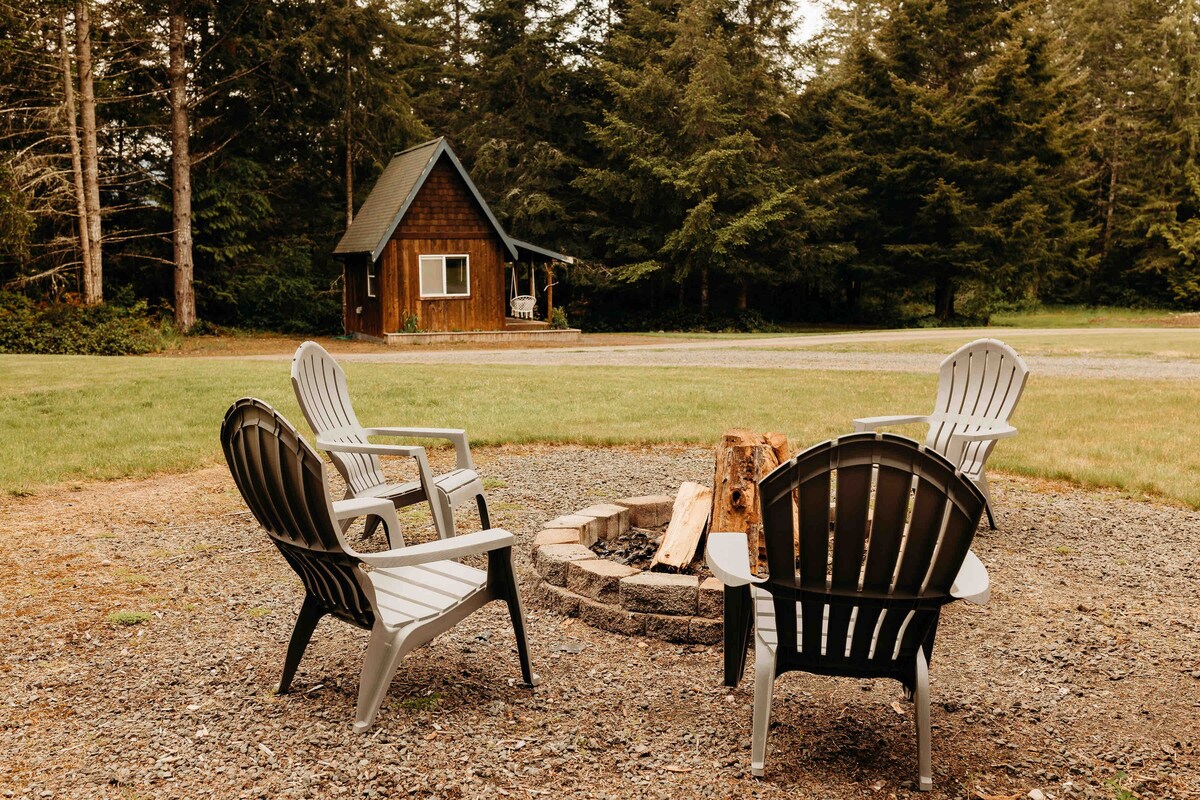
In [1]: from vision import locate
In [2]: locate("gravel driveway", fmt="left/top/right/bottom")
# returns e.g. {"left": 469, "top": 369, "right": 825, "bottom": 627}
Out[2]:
{"left": 240, "top": 327, "right": 1200, "bottom": 380}
{"left": 3, "top": 445, "right": 1197, "bottom": 799}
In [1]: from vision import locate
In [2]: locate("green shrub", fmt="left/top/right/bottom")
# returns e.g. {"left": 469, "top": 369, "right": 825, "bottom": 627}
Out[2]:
{"left": 0, "top": 292, "right": 172, "bottom": 355}
{"left": 549, "top": 307, "right": 570, "bottom": 329}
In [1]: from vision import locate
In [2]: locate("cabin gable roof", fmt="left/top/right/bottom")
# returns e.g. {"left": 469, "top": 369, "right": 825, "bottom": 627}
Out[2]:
{"left": 334, "top": 137, "right": 519, "bottom": 262}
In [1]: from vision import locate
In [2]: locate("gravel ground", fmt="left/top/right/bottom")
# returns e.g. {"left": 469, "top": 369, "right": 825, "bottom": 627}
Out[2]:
{"left": 239, "top": 328, "right": 1200, "bottom": 381}
{"left": 3, "top": 445, "right": 1198, "bottom": 799}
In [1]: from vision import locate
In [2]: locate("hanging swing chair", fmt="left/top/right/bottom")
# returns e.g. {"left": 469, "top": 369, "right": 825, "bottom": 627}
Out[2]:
{"left": 509, "top": 264, "right": 537, "bottom": 320}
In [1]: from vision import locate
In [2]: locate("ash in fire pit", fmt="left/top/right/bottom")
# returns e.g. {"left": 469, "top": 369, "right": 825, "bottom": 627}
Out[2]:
{"left": 589, "top": 526, "right": 712, "bottom": 578}
{"left": 590, "top": 529, "right": 660, "bottom": 569}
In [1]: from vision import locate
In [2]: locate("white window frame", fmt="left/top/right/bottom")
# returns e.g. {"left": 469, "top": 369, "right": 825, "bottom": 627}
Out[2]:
{"left": 418, "top": 254, "right": 471, "bottom": 298}
{"left": 366, "top": 260, "right": 376, "bottom": 298}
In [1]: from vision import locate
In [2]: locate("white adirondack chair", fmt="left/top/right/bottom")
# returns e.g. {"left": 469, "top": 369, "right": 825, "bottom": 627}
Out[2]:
{"left": 510, "top": 295, "right": 536, "bottom": 319}
{"left": 291, "top": 341, "right": 489, "bottom": 540}
{"left": 853, "top": 338, "right": 1029, "bottom": 528}
{"left": 707, "top": 433, "right": 991, "bottom": 791}
{"left": 221, "top": 398, "right": 536, "bottom": 732}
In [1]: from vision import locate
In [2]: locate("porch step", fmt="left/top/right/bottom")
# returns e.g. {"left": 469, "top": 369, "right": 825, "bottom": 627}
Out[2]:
{"left": 505, "top": 318, "right": 552, "bottom": 331}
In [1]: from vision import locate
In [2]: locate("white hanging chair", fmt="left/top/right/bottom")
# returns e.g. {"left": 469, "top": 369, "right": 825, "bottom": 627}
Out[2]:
{"left": 509, "top": 265, "right": 536, "bottom": 319}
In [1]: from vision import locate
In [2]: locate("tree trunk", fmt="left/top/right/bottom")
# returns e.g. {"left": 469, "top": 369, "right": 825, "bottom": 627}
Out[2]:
{"left": 169, "top": 0, "right": 196, "bottom": 332}
{"left": 844, "top": 276, "right": 861, "bottom": 314}
{"left": 59, "top": 13, "right": 91, "bottom": 286}
{"left": 75, "top": 0, "right": 102, "bottom": 304}
{"left": 737, "top": 279, "right": 748, "bottom": 310}
{"left": 1102, "top": 128, "right": 1120, "bottom": 260}
{"left": 699, "top": 267, "right": 709, "bottom": 315}
{"left": 452, "top": 0, "right": 463, "bottom": 67}
{"left": 711, "top": 429, "right": 790, "bottom": 574}
{"left": 343, "top": 5, "right": 354, "bottom": 231}
{"left": 934, "top": 275, "right": 955, "bottom": 322}
{"left": 544, "top": 264, "right": 553, "bottom": 323}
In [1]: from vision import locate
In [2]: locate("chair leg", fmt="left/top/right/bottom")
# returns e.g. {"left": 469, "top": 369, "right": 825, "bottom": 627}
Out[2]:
{"left": 434, "top": 492, "right": 456, "bottom": 539}
{"left": 490, "top": 548, "right": 538, "bottom": 686}
{"left": 277, "top": 595, "right": 324, "bottom": 694}
{"left": 750, "top": 644, "right": 777, "bottom": 778}
{"left": 354, "top": 624, "right": 409, "bottom": 733}
{"left": 974, "top": 472, "right": 996, "bottom": 530}
{"left": 363, "top": 514, "right": 383, "bottom": 540}
{"left": 723, "top": 584, "right": 753, "bottom": 687}
{"left": 476, "top": 493, "right": 491, "bottom": 530}
{"left": 914, "top": 646, "right": 932, "bottom": 791}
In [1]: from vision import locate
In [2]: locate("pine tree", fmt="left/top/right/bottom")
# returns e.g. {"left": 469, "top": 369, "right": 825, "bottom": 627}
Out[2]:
{"left": 825, "top": 0, "right": 1090, "bottom": 320}
{"left": 577, "top": 0, "right": 813, "bottom": 315}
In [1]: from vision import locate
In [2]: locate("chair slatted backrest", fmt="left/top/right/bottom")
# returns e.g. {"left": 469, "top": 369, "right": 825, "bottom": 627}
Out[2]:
{"left": 758, "top": 433, "right": 986, "bottom": 682}
{"left": 221, "top": 398, "right": 376, "bottom": 629}
{"left": 928, "top": 339, "right": 1029, "bottom": 476}
{"left": 291, "top": 341, "right": 386, "bottom": 496}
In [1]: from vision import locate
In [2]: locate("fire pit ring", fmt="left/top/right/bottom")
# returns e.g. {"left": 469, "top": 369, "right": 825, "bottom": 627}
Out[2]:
{"left": 527, "top": 496, "right": 724, "bottom": 644}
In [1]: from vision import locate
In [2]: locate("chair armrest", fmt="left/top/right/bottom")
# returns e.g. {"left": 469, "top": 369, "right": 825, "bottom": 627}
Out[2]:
{"left": 949, "top": 425, "right": 1017, "bottom": 443}
{"left": 706, "top": 532, "right": 765, "bottom": 587}
{"left": 332, "top": 497, "right": 405, "bottom": 547}
{"left": 363, "top": 427, "right": 475, "bottom": 471}
{"left": 950, "top": 550, "right": 990, "bottom": 605}
{"left": 319, "top": 439, "right": 447, "bottom": 536}
{"left": 852, "top": 414, "right": 929, "bottom": 432}
{"left": 356, "top": 528, "right": 514, "bottom": 568}
{"left": 317, "top": 439, "right": 427, "bottom": 458}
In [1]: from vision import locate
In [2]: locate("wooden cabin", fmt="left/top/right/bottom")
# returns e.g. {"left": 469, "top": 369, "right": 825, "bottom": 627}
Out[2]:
{"left": 334, "top": 137, "right": 572, "bottom": 338}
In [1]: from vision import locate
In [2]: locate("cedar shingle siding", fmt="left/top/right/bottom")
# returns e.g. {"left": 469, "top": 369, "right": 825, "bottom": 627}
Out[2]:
{"left": 336, "top": 139, "right": 511, "bottom": 334}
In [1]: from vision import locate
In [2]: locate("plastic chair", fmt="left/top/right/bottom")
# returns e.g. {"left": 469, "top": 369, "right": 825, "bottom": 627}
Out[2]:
{"left": 292, "top": 340, "right": 489, "bottom": 540}
{"left": 707, "top": 432, "right": 990, "bottom": 790}
{"left": 220, "top": 397, "right": 536, "bottom": 732}
{"left": 854, "top": 338, "right": 1029, "bottom": 528}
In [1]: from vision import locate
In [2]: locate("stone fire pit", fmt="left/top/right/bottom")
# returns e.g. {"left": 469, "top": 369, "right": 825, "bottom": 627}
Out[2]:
{"left": 527, "top": 496, "right": 724, "bottom": 644}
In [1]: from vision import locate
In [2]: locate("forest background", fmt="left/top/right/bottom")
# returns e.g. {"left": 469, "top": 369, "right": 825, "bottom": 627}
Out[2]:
{"left": 1, "top": 0, "right": 1198, "bottom": 343}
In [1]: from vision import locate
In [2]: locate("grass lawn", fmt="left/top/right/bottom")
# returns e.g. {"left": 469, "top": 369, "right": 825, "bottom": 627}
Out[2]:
{"left": 2, "top": 354, "right": 1195, "bottom": 507}
{"left": 796, "top": 329, "right": 1200, "bottom": 359}
{"left": 990, "top": 304, "right": 1200, "bottom": 328}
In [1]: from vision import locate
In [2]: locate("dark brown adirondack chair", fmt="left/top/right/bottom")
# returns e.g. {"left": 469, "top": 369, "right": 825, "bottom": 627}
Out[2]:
{"left": 221, "top": 398, "right": 536, "bottom": 732}
{"left": 707, "top": 432, "right": 990, "bottom": 790}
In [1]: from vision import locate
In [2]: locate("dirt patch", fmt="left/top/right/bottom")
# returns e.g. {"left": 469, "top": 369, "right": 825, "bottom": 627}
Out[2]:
{"left": 2, "top": 446, "right": 1197, "bottom": 799}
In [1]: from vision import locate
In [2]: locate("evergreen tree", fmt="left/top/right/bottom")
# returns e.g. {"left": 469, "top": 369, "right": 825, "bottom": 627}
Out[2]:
{"left": 825, "top": 0, "right": 1090, "bottom": 320}
{"left": 577, "top": 0, "right": 816, "bottom": 314}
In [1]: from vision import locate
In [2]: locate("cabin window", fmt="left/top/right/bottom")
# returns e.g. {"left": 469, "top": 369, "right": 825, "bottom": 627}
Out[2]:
{"left": 366, "top": 261, "right": 376, "bottom": 298}
{"left": 418, "top": 254, "right": 470, "bottom": 298}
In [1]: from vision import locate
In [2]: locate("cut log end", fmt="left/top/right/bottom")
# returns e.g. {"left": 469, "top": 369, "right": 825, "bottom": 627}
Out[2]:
{"left": 712, "top": 428, "right": 790, "bottom": 574}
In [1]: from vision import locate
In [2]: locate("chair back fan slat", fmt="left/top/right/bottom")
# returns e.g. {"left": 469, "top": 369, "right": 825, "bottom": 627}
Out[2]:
{"left": 291, "top": 342, "right": 387, "bottom": 496}
{"left": 221, "top": 398, "right": 376, "bottom": 630}
{"left": 792, "top": 464, "right": 832, "bottom": 589}
{"left": 861, "top": 464, "right": 914, "bottom": 587}
{"left": 830, "top": 449, "right": 874, "bottom": 591}
{"left": 892, "top": 479, "right": 948, "bottom": 594}
{"left": 758, "top": 433, "right": 985, "bottom": 684}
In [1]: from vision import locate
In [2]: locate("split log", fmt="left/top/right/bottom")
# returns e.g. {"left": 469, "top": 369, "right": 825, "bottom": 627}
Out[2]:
{"left": 650, "top": 481, "right": 713, "bottom": 571}
{"left": 711, "top": 428, "right": 790, "bottom": 574}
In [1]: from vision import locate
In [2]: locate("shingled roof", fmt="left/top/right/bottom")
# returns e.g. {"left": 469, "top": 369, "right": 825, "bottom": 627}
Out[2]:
{"left": 334, "top": 138, "right": 523, "bottom": 262}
